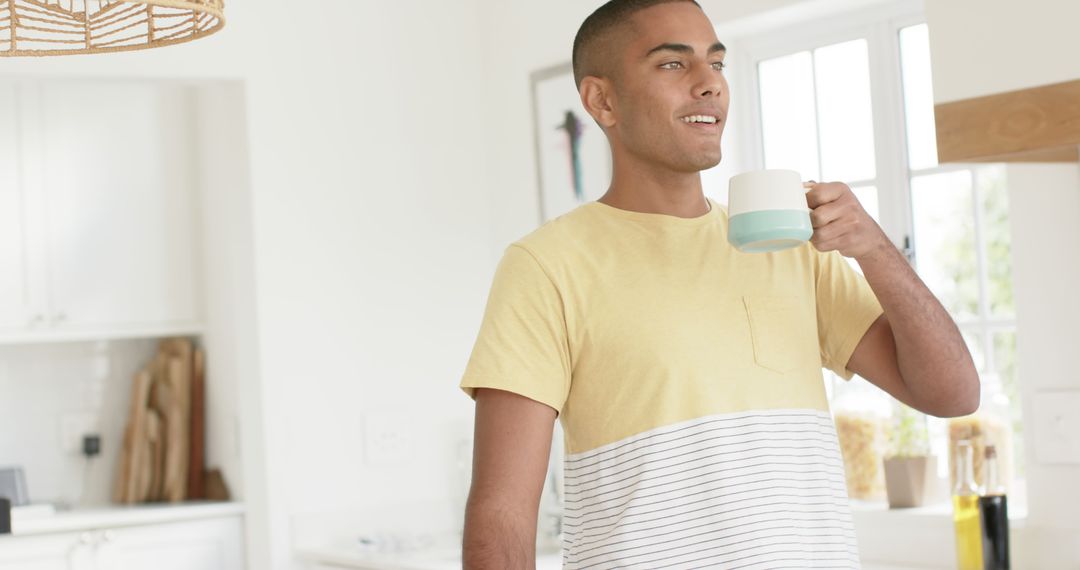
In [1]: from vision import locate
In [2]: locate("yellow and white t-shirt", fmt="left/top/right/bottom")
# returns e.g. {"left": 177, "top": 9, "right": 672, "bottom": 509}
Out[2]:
{"left": 461, "top": 198, "right": 883, "bottom": 569}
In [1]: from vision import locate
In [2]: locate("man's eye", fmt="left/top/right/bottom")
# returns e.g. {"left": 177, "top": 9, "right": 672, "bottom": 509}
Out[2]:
{"left": 712, "top": 62, "right": 726, "bottom": 71}
{"left": 660, "top": 62, "right": 684, "bottom": 70}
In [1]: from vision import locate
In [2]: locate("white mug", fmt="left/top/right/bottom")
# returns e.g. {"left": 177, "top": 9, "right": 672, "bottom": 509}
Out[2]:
{"left": 727, "top": 169, "right": 813, "bottom": 253}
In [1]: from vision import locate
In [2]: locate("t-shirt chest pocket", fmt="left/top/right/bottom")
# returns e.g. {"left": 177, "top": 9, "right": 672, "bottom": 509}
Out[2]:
{"left": 742, "top": 295, "right": 815, "bottom": 374}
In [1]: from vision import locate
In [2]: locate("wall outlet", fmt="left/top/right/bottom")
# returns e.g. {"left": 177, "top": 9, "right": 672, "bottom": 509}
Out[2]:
{"left": 363, "top": 414, "right": 413, "bottom": 466}
{"left": 60, "top": 412, "right": 99, "bottom": 455}
{"left": 1032, "top": 390, "right": 1080, "bottom": 465}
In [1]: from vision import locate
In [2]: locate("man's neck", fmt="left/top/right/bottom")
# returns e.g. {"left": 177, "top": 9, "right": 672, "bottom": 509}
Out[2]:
{"left": 598, "top": 163, "right": 711, "bottom": 218}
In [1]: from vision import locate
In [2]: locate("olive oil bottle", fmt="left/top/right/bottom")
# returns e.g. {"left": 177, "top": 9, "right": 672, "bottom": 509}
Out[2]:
{"left": 979, "top": 445, "right": 1010, "bottom": 570}
{"left": 953, "top": 440, "right": 984, "bottom": 570}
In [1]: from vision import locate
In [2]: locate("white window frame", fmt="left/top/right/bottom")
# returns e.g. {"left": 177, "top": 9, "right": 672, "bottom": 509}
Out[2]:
{"left": 725, "top": 0, "right": 1026, "bottom": 510}
{"left": 729, "top": 0, "right": 1018, "bottom": 362}
{"left": 732, "top": 1, "right": 920, "bottom": 253}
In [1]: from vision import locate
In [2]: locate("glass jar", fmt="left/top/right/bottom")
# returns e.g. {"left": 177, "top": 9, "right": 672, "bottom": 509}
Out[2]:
{"left": 832, "top": 380, "right": 891, "bottom": 501}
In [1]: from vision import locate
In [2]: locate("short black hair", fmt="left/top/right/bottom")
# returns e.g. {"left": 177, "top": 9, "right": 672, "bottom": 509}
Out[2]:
{"left": 572, "top": 0, "right": 704, "bottom": 89}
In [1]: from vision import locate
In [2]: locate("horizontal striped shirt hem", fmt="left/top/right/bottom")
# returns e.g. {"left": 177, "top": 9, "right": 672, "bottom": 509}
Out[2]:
{"left": 560, "top": 409, "right": 860, "bottom": 569}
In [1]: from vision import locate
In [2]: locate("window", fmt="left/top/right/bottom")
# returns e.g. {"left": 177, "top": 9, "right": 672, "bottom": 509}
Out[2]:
{"left": 899, "top": 24, "right": 1023, "bottom": 497}
{"left": 758, "top": 39, "right": 879, "bottom": 216}
{"left": 744, "top": 14, "right": 1024, "bottom": 507}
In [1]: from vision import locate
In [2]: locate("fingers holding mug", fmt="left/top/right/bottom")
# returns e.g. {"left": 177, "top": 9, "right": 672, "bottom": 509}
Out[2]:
{"left": 804, "top": 181, "right": 846, "bottom": 209}
{"left": 809, "top": 200, "right": 845, "bottom": 229}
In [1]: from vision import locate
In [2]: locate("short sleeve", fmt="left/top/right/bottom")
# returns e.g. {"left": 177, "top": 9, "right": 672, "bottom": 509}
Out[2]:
{"left": 459, "top": 244, "right": 572, "bottom": 413}
{"left": 815, "top": 250, "right": 884, "bottom": 380}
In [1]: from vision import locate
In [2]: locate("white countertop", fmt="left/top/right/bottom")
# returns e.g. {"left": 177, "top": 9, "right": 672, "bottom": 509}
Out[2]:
{"left": 297, "top": 543, "right": 927, "bottom": 570}
{"left": 9, "top": 500, "right": 244, "bottom": 536}
{"left": 297, "top": 543, "right": 562, "bottom": 570}
{"left": 291, "top": 499, "right": 968, "bottom": 570}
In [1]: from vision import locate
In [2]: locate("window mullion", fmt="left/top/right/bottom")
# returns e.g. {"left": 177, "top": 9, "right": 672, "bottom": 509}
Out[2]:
{"left": 867, "top": 19, "right": 913, "bottom": 255}
{"left": 809, "top": 52, "right": 825, "bottom": 181}
{"left": 971, "top": 168, "right": 995, "bottom": 374}
{"left": 742, "top": 50, "right": 767, "bottom": 171}
{"left": 971, "top": 169, "right": 992, "bottom": 320}
{"left": 984, "top": 326, "right": 997, "bottom": 376}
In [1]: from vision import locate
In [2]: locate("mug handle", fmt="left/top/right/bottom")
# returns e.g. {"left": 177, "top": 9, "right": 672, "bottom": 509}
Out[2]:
{"left": 802, "top": 181, "right": 818, "bottom": 211}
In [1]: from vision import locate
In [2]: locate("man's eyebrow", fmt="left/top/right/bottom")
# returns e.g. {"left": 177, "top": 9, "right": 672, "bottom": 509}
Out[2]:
{"left": 646, "top": 42, "right": 692, "bottom": 57}
{"left": 645, "top": 41, "right": 727, "bottom": 57}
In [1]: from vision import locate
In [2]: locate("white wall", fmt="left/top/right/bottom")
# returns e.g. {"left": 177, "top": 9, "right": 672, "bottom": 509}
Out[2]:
{"left": 477, "top": 0, "right": 593, "bottom": 253}
{"left": 245, "top": 0, "right": 492, "bottom": 542}
{"left": 925, "top": 0, "right": 1080, "bottom": 102}
{"left": 3, "top": 2, "right": 493, "bottom": 568}
{"left": 228, "top": 2, "right": 494, "bottom": 567}
{"left": 191, "top": 80, "right": 270, "bottom": 565}
{"left": 921, "top": 0, "right": 1080, "bottom": 563}
{"left": 1004, "top": 162, "right": 1080, "bottom": 568}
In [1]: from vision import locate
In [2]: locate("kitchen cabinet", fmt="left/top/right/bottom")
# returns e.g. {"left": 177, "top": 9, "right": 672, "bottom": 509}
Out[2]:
{"left": 0, "top": 83, "right": 37, "bottom": 333}
{"left": 0, "top": 531, "right": 90, "bottom": 569}
{"left": 0, "top": 511, "right": 244, "bottom": 570}
{"left": 0, "top": 80, "right": 202, "bottom": 344}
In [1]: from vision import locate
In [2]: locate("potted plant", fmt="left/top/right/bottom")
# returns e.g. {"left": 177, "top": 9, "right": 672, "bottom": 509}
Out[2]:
{"left": 882, "top": 403, "right": 936, "bottom": 508}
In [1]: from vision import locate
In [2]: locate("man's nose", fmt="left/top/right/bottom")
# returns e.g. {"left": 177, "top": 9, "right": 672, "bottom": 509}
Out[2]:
{"left": 693, "top": 65, "right": 724, "bottom": 98}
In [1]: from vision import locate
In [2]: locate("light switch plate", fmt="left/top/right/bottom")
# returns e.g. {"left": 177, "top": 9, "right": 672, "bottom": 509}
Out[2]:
{"left": 363, "top": 414, "right": 413, "bottom": 466}
{"left": 1031, "top": 390, "right": 1080, "bottom": 465}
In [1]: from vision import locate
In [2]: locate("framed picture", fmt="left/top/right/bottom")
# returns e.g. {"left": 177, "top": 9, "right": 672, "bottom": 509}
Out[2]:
{"left": 530, "top": 62, "right": 612, "bottom": 224}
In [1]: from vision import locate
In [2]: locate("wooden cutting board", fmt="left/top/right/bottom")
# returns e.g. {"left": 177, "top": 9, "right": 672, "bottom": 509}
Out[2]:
{"left": 114, "top": 368, "right": 153, "bottom": 504}
{"left": 114, "top": 338, "right": 200, "bottom": 505}
{"left": 135, "top": 412, "right": 154, "bottom": 502}
{"left": 146, "top": 409, "right": 164, "bottom": 501}
{"left": 161, "top": 339, "right": 193, "bottom": 498}
{"left": 148, "top": 360, "right": 171, "bottom": 502}
{"left": 187, "top": 348, "right": 206, "bottom": 500}
{"left": 162, "top": 355, "right": 189, "bottom": 503}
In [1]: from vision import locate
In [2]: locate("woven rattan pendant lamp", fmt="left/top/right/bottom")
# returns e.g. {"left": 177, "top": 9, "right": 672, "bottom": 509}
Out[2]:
{"left": 1, "top": 0, "right": 224, "bottom": 56}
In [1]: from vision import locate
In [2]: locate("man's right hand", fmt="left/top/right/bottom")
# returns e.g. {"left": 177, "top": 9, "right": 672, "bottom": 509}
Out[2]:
{"left": 463, "top": 388, "right": 557, "bottom": 569}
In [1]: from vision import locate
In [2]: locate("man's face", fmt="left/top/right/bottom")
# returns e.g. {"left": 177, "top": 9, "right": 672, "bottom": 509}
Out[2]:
{"left": 609, "top": 2, "right": 729, "bottom": 173}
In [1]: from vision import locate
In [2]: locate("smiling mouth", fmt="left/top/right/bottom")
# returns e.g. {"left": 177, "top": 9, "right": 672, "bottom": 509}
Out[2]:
{"left": 680, "top": 115, "right": 719, "bottom": 125}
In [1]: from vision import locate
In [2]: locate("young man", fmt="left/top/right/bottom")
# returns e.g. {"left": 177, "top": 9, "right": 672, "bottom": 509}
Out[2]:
{"left": 460, "top": 0, "right": 979, "bottom": 567}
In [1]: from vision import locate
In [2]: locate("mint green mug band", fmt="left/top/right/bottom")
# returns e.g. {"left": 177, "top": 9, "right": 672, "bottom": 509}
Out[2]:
{"left": 728, "top": 209, "right": 813, "bottom": 253}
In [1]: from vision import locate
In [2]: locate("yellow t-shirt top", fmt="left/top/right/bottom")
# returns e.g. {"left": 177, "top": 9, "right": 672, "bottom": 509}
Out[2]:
{"left": 461, "top": 198, "right": 882, "bottom": 568}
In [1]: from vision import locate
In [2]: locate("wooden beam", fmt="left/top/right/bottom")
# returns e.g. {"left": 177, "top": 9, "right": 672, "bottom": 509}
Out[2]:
{"left": 963, "top": 145, "right": 1079, "bottom": 164}
{"left": 935, "top": 79, "right": 1080, "bottom": 163}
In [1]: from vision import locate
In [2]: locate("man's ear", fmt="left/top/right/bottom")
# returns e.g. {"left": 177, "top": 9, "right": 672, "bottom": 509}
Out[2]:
{"left": 579, "top": 76, "right": 617, "bottom": 128}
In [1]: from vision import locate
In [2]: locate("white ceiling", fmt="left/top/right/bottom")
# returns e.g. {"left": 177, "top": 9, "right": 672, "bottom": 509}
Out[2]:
{"left": 701, "top": 0, "right": 908, "bottom": 39}
{"left": 699, "top": 0, "right": 808, "bottom": 23}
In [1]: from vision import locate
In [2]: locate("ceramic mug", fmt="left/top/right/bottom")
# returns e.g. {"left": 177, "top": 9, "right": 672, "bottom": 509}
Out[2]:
{"left": 727, "top": 169, "right": 812, "bottom": 253}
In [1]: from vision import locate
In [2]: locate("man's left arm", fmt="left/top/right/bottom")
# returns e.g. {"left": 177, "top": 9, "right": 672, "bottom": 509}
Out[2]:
{"left": 806, "top": 181, "right": 980, "bottom": 418}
